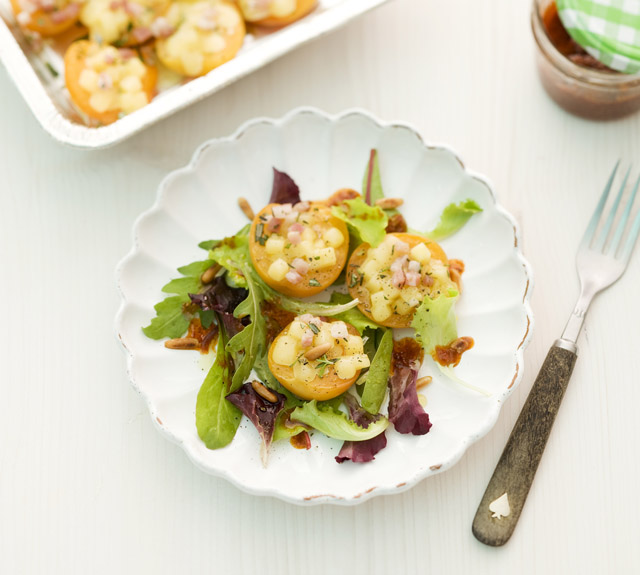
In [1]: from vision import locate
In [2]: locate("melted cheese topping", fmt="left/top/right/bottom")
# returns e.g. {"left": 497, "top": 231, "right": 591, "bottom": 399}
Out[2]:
{"left": 160, "top": 1, "right": 241, "bottom": 77}
{"left": 77, "top": 45, "right": 149, "bottom": 114}
{"left": 358, "top": 235, "right": 454, "bottom": 323}
{"left": 80, "top": 0, "right": 167, "bottom": 45}
{"left": 238, "top": 0, "right": 296, "bottom": 21}
{"left": 258, "top": 202, "right": 344, "bottom": 286}
{"left": 271, "top": 317, "right": 369, "bottom": 381}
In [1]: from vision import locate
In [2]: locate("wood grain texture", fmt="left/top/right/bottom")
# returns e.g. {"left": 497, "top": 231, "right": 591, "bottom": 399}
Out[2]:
{"left": 472, "top": 344, "right": 578, "bottom": 546}
{"left": 1, "top": 0, "right": 640, "bottom": 574}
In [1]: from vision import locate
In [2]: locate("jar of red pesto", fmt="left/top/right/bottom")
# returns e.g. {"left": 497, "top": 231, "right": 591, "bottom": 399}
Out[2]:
{"left": 532, "top": 0, "right": 640, "bottom": 120}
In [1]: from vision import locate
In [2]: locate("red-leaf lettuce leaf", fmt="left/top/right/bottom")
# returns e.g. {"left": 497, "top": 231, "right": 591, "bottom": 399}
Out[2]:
{"left": 189, "top": 276, "right": 248, "bottom": 337}
{"left": 388, "top": 365, "right": 432, "bottom": 435}
{"left": 226, "top": 382, "right": 287, "bottom": 462}
{"left": 335, "top": 395, "right": 388, "bottom": 464}
{"left": 269, "top": 168, "right": 301, "bottom": 205}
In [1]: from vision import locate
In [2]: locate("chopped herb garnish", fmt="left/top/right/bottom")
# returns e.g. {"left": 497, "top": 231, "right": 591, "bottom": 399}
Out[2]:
{"left": 254, "top": 223, "right": 267, "bottom": 246}
{"left": 309, "top": 323, "right": 320, "bottom": 335}
{"left": 45, "top": 62, "right": 58, "bottom": 77}
{"left": 315, "top": 355, "right": 338, "bottom": 378}
{"left": 308, "top": 278, "right": 321, "bottom": 287}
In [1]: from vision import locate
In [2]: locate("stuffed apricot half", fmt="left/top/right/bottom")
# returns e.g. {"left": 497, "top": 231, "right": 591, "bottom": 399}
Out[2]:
{"left": 249, "top": 201, "right": 349, "bottom": 297}
{"left": 65, "top": 41, "right": 157, "bottom": 124}
{"left": 155, "top": 0, "right": 245, "bottom": 77}
{"left": 237, "top": 0, "right": 316, "bottom": 27}
{"left": 11, "top": 0, "right": 81, "bottom": 37}
{"left": 347, "top": 233, "right": 458, "bottom": 328}
{"left": 268, "top": 315, "right": 369, "bottom": 401}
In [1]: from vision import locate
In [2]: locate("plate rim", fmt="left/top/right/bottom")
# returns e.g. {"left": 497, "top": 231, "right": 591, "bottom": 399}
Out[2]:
{"left": 114, "top": 106, "right": 535, "bottom": 505}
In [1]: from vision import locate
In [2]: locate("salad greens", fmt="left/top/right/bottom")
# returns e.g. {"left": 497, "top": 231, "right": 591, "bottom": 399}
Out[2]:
{"left": 331, "top": 198, "right": 388, "bottom": 248}
{"left": 143, "top": 150, "right": 485, "bottom": 466}
{"left": 142, "top": 258, "right": 213, "bottom": 340}
{"left": 290, "top": 400, "right": 389, "bottom": 441}
{"left": 360, "top": 329, "right": 393, "bottom": 414}
{"left": 426, "top": 199, "right": 482, "bottom": 240}
{"left": 411, "top": 290, "right": 459, "bottom": 354}
{"left": 195, "top": 324, "right": 242, "bottom": 449}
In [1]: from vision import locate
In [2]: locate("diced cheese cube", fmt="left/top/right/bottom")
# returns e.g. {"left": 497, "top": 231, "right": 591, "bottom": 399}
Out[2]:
{"left": 180, "top": 51, "right": 204, "bottom": 77}
{"left": 362, "top": 259, "right": 380, "bottom": 278}
{"left": 323, "top": 227, "right": 344, "bottom": 248}
{"left": 265, "top": 236, "right": 285, "bottom": 255}
{"left": 268, "top": 258, "right": 289, "bottom": 281}
{"left": 79, "top": 69, "right": 99, "bottom": 93}
{"left": 293, "top": 360, "right": 316, "bottom": 383}
{"left": 288, "top": 320, "right": 308, "bottom": 340}
{"left": 272, "top": 335, "right": 298, "bottom": 366}
{"left": 120, "top": 75, "right": 143, "bottom": 93}
{"left": 301, "top": 228, "right": 315, "bottom": 242}
{"left": 89, "top": 89, "right": 116, "bottom": 113}
{"left": 203, "top": 33, "right": 226, "bottom": 54}
{"left": 410, "top": 242, "right": 431, "bottom": 264}
{"left": 343, "top": 335, "right": 364, "bottom": 355}
{"left": 119, "top": 91, "right": 148, "bottom": 114}
{"left": 370, "top": 292, "right": 392, "bottom": 322}
{"left": 335, "top": 357, "right": 357, "bottom": 380}
{"left": 271, "top": 0, "right": 296, "bottom": 17}
{"left": 311, "top": 247, "right": 336, "bottom": 270}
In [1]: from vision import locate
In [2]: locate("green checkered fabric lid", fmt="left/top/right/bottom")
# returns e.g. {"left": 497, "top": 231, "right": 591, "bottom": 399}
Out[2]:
{"left": 557, "top": 0, "right": 640, "bottom": 74}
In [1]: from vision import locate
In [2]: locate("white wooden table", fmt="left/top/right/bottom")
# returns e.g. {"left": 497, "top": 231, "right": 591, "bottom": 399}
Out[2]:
{"left": 1, "top": 0, "right": 639, "bottom": 573}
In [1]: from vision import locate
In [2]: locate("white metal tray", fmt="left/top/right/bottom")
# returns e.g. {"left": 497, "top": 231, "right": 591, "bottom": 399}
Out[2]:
{"left": 0, "top": 0, "right": 389, "bottom": 148}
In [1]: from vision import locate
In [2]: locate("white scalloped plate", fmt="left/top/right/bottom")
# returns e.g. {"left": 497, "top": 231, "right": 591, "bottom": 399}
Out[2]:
{"left": 115, "top": 108, "right": 533, "bottom": 505}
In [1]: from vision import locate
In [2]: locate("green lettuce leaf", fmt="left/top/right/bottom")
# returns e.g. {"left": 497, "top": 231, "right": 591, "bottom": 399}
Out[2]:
{"left": 426, "top": 199, "right": 482, "bottom": 240}
{"left": 410, "top": 291, "right": 459, "bottom": 354}
{"left": 331, "top": 198, "right": 388, "bottom": 248}
{"left": 290, "top": 400, "right": 388, "bottom": 441}
{"left": 329, "top": 292, "right": 380, "bottom": 334}
{"left": 195, "top": 325, "right": 242, "bottom": 449}
{"left": 360, "top": 328, "right": 393, "bottom": 414}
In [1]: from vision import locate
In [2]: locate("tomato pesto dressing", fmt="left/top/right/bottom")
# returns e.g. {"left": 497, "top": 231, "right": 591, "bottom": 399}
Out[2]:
{"left": 353, "top": 234, "right": 454, "bottom": 324}
{"left": 271, "top": 316, "right": 369, "bottom": 382}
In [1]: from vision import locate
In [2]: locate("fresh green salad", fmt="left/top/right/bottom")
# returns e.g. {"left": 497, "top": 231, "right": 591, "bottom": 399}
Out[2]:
{"left": 143, "top": 150, "right": 483, "bottom": 464}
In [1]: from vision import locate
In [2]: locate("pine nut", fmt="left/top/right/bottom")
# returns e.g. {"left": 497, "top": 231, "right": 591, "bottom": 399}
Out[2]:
{"left": 416, "top": 376, "right": 432, "bottom": 390}
{"left": 304, "top": 342, "right": 332, "bottom": 361}
{"left": 238, "top": 197, "right": 255, "bottom": 221}
{"left": 200, "top": 264, "right": 221, "bottom": 284}
{"left": 251, "top": 380, "right": 278, "bottom": 403}
{"left": 375, "top": 197, "right": 404, "bottom": 209}
{"left": 165, "top": 337, "right": 199, "bottom": 350}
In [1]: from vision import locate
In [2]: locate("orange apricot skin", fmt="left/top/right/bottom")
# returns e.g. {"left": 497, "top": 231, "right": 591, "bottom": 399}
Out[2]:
{"left": 10, "top": 0, "right": 81, "bottom": 36}
{"left": 252, "top": 0, "right": 316, "bottom": 27}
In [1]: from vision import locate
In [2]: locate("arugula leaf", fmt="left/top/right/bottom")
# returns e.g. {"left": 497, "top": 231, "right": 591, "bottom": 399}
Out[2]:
{"left": 426, "top": 199, "right": 482, "bottom": 240}
{"left": 290, "top": 400, "right": 388, "bottom": 441}
{"left": 198, "top": 239, "right": 220, "bottom": 250}
{"left": 195, "top": 324, "right": 242, "bottom": 449}
{"left": 329, "top": 292, "right": 380, "bottom": 334}
{"left": 331, "top": 198, "right": 388, "bottom": 248}
{"left": 410, "top": 291, "right": 459, "bottom": 354}
{"left": 143, "top": 258, "right": 212, "bottom": 340}
{"left": 142, "top": 295, "right": 191, "bottom": 340}
{"left": 360, "top": 328, "right": 393, "bottom": 414}
{"left": 363, "top": 149, "right": 384, "bottom": 206}
{"left": 161, "top": 276, "right": 201, "bottom": 296}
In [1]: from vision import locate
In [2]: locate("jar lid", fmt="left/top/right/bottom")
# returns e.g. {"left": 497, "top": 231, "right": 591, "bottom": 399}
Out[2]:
{"left": 557, "top": 0, "right": 640, "bottom": 74}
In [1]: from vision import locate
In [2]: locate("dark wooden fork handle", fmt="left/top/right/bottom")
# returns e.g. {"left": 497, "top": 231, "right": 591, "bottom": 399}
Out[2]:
{"left": 472, "top": 343, "right": 578, "bottom": 546}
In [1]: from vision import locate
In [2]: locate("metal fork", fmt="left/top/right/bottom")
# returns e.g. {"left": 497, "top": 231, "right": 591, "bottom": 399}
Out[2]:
{"left": 472, "top": 163, "right": 640, "bottom": 547}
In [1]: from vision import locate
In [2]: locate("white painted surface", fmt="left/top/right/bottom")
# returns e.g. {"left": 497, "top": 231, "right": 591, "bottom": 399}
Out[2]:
{"left": 1, "top": 0, "right": 639, "bottom": 573}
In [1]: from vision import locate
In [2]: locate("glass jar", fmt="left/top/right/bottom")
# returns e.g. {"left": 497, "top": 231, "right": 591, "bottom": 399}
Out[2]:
{"left": 531, "top": 0, "right": 640, "bottom": 120}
